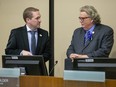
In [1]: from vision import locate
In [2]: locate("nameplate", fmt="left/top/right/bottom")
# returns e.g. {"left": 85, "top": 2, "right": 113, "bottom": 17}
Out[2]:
{"left": 0, "top": 77, "right": 19, "bottom": 87}
{"left": 0, "top": 68, "right": 20, "bottom": 77}
{"left": 0, "top": 68, "right": 20, "bottom": 87}
{"left": 64, "top": 70, "right": 105, "bottom": 82}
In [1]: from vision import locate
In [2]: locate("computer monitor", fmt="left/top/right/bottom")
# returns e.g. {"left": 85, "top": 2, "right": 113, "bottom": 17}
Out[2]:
{"left": 2, "top": 55, "right": 48, "bottom": 76}
{"left": 73, "top": 58, "right": 116, "bottom": 79}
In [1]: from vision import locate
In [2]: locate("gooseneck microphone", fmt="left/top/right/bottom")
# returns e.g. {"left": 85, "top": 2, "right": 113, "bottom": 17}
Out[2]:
{"left": 49, "top": 60, "right": 58, "bottom": 76}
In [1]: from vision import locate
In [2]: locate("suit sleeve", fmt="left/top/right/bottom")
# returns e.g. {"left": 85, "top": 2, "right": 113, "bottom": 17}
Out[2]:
{"left": 66, "top": 31, "right": 75, "bottom": 58}
{"left": 5, "top": 29, "right": 22, "bottom": 55}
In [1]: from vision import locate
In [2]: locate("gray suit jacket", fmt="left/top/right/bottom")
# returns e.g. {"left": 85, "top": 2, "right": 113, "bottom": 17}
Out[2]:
{"left": 67, "top": 24, "right": 114, "bottom": 58}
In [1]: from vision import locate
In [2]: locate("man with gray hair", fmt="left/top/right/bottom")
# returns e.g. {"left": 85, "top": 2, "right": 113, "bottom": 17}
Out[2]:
{"left": 67, "top": 5, "right": 114, "bottom": 60}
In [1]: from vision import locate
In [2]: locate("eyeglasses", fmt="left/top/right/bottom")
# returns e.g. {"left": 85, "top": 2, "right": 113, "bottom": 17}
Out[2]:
{"left": 78, "top": 17, "right": 90, "bottom": 22}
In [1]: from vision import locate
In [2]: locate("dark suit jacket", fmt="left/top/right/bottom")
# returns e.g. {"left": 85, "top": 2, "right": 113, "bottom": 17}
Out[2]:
{"left": 5, "top": 25, "right": 51, "bottom": 62}
{"left": 67, "top": 24, "right": 114, "bottom": 58}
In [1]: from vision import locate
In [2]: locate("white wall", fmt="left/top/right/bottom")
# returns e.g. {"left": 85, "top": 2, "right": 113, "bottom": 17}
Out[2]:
{"left": 0, "top": 0, "right": 116, "bottom": 77}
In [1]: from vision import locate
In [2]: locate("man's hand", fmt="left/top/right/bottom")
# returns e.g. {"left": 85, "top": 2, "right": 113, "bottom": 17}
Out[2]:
{"left": 21, "top": 50, "right": 33, "bottom": 55}
{"left": 69, "top": 53, "right": 89, "bottom": 62}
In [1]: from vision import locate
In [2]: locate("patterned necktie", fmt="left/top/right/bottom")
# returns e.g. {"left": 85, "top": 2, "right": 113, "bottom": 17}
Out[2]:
{"left": 84, "top": 31, "right": 91, "bottom": 45}
{"left": 30, "top": 31, "right": 36, "bottom": 55}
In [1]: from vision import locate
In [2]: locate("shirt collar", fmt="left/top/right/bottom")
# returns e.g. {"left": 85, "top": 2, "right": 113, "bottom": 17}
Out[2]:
{"left": 26, "top": 25, "right": 37, "bottom": 32}
{"left": 88, "top": 25, "right": 95, "bottom": 32}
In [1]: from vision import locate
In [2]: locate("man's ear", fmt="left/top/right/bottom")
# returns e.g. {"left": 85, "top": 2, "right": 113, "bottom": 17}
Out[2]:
{"left": 26, "top": 18, "right": 30, "bottom": 22}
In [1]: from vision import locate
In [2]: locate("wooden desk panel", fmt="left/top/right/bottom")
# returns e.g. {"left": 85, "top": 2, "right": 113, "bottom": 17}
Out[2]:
{"left": 106, "top": 79, "right": 116, "bottom": 87}
{"left": 20, "top": 76, "right": 63, "bottom": 87}
{"left": 64, "top": 80, "right": 105, "bottom": 87}
{"left": 20, "top": 76, "right": 116, "bottom": 87}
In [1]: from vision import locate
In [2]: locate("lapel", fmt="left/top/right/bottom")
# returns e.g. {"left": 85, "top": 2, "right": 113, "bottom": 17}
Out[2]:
{"left": 91, "top": 25, "right": 100, "bottom": 41}
{"left": 36, "top": 29, "right": 43, "bottom": 53}
{"left": 77, "top": 29, "right": 86, "bottom": 51}
{"left": 84, "top": 40, "right": 91, "bottom": 46}
{"left": 80, "top": 29, "right": 85, "bottom": 47}
{"left": 22, "top": 26, "right": 30, "bottom": 51}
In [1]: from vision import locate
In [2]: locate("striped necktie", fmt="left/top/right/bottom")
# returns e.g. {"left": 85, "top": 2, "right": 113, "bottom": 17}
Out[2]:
{"left": 30, "top": 31, "right": 36, "bottom": 55}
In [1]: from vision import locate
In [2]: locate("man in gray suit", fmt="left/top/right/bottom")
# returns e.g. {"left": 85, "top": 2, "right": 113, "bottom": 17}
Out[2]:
{"left": 67, "top": 5, "right": 114, "bottom": 60}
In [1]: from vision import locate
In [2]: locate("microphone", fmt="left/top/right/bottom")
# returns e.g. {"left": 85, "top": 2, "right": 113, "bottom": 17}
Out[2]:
{"left": 49, "top": 60, "right": 58, "bottom": 76}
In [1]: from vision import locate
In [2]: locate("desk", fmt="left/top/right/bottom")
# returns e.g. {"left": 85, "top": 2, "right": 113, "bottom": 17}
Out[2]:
{"left": 64, "top": 70, "right": 105, "bottom": 87}
{"left": 20, "top": 76, "right": 63, "bottom": 87}
{"left": 19, "top": 75, "right": 116, "bottom": 87}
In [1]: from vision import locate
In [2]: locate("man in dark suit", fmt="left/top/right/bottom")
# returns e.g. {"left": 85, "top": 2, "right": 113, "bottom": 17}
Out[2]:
{"left": 5, "top": 7, "right": 51, "bottom": 62}
{"left": 67, "top": 5, "right": 114, "bottom": 60}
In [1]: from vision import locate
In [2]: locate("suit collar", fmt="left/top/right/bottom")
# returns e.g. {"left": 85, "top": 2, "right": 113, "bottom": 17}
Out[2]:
{"left": 35, "top": 29, "right": 43, "bottom": 54}
{"left": 22, "top": 26, "right": 30, "bottom": 51}
{"left": 91, "top": 24, "right": 101, "bottom": 40}
{"left": 78, "top": 28, "right": 86, "bottom": 49}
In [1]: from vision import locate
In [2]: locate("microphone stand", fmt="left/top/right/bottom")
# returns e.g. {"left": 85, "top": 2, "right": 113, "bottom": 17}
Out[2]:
{"left": 49, "top": 61, "right": 58, "bottom": 76}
